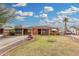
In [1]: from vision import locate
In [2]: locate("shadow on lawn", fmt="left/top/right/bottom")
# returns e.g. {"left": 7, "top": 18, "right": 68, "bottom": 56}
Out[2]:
{"left": 47, "top": 40, "right": 56, "bottom": 43}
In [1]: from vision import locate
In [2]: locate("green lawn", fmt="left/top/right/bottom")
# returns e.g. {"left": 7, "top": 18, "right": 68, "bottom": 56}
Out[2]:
{"left": 5, "top": 35, "right": 79, "bottom": 56}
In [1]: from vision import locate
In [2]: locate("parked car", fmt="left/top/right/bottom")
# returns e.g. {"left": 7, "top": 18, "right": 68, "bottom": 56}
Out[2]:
{"left": 27, "top": 34, "right": 33, "bottom": 40}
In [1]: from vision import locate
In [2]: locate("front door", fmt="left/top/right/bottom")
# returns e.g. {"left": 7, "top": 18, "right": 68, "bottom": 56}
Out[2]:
{"left": 38, "top": 29, "right": 41, "bottom": 35}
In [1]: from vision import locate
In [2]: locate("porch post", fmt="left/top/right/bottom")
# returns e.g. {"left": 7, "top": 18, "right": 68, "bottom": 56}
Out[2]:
{"left": 22, "top": 28, "right": 24, "bottom": 36}
{"left": 48, "top": 28, "right": 51, "bottom": 35}
{"left": 76, "top": 30, "right": 78, "bottom": 35}
{"left": 41, "top": 29, "right": 42, "bottom": 35}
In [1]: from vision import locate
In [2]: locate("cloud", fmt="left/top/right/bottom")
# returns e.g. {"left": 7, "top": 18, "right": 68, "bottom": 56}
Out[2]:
{"left": 39, "top": 19, "right": 49, "bottom": 26}
{"left": 34, "top": 15, "right": 39, "bottom": 18}
{"left": 34, "top": 6, "right": 54, "bottom": 19}
{"left": 56, "top": 15, "right": 79, "bottom": 28}
{"left": 39, "top": 19, "right": 55, "bottom": 26}
{"left": 15, "top": 16, "right": 26, "bottom": 21}
{"left": 15, "top": 10, "right": 33, "bottom": 21}
{"left": 34, "top": 14, "right": 48, "bottom": 19}
{"left": 39, "top": 14, "right": 48, "bottom": 18}
{"left": 40, "top": 11, "right": 43, "bottom": 13}
{"left": 16, "top": 11, "right": 33, "bottom": 17}
{"left": 67, "top": 18, "right": 79, "bottom": 22}
{"left": 44, "top": 6, "right": 54, "bottom": 13}
{"left": 39, "top": 19, "right": 61, "bottom": 27}
{"left": 57, "top": 15, "right": 69, "bottom": 21}
{"left": 57, "top": 15, "right": 79, "bottom": 22}
{"left": 15, "top": 16, "right": 25, "bottom": 19}
{"left": 58, "top": 6, "right": 79, "bottom": 15}
{"left": 12, "top": 3, "right": 27, "bottom": 7}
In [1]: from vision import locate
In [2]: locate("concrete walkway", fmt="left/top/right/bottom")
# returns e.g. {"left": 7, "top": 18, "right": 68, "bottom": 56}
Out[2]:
{"left": 0, "top": 36, "right": 27, "bottom": 55}
{"left": 68, "top": 35, "right": 79, "bottom": 43}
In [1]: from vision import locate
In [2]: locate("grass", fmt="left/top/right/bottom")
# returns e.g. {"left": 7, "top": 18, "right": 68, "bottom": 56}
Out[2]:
{"left": 5, "top": 35, "right": 79, "bottom": 56}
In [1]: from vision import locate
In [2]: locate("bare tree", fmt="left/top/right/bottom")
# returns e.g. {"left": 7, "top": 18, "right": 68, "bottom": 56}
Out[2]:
{"left": 0, "top": 4, "right": 16, "bottom": 27}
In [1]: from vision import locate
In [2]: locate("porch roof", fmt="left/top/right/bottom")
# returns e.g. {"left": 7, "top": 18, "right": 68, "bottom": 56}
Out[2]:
{"left": 25, "top": 26, "right": 52, "bottom": 29}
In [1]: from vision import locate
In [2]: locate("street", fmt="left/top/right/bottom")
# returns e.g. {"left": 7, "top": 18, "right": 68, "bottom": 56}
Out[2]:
{"left": 0, "top": 36, "right": 27, "bottom": 55}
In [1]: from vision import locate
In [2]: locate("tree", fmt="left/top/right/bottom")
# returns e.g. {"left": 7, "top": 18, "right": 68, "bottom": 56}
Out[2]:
{"left": 63, "top": 17, "right": 68, "bottom": 34}
{"left": 0, "top": 4, "right": 16, "bottom": 27}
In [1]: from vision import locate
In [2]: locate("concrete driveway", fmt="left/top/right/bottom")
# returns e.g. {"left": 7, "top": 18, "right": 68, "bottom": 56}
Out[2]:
{"left": 0, "top": 36, "right": 27, "bottom": 55}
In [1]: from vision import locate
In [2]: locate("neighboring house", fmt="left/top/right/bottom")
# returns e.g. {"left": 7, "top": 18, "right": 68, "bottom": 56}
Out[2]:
{"left": 69, "top": 28, "right": 77, "bottom": 35}
{"left": 2, "top": 24, "right": 14, "bottom": 36}
{"left": 76, "top": 28, "right": 79, "bottom": 35}
{"left": 69, "top": 27, "right": 79, "bottom": 35}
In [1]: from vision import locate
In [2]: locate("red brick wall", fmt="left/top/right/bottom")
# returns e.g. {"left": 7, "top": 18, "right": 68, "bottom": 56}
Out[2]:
{"left": 0, "top": 29, "right": 3, "bottom": 34}
{"left": 32, "top": 28, "right": 38, "bottom": 35}
{"left": 31, "top": 27, "right": 51, "bottom": 35}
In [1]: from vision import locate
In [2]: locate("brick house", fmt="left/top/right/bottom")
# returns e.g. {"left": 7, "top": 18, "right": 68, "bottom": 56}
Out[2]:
{"left": 3, "top": 25, "right": 14, "bottom": 36}
{"left": 0, "top": 28, "right": 3, "bottom": 34}
{"left": 0, "top": 26, "right": 61, "bottom": 35}
{"left": 22, "top": 26, "right": 60, "bottom": 35}
{"left": 31, "top": 26, "right": 51, "bottom": 35}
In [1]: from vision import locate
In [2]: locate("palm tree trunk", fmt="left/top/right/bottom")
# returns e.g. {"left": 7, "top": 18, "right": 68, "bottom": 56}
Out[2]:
{"left": 64, "top": 22, "right": 67, "bottom": 35}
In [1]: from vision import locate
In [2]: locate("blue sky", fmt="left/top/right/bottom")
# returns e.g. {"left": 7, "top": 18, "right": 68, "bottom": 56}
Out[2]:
{"left": 4, "top": 3, "right": 79, "bottom": 27}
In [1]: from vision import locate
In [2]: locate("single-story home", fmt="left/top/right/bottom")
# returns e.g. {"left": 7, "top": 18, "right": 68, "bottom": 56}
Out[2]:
{"left": 23, "top": 26, "right": 61, "bottom": 35}
{"left": 0, "top": 26, "right": 61, "bottom": 36}
{"left": 0, "top": 28, "right": 3, "bottom": 34}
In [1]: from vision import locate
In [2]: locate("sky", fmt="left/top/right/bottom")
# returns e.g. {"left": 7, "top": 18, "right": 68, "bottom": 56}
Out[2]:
{"left": 3, "top": 3, "right": 79, "bottom": 27}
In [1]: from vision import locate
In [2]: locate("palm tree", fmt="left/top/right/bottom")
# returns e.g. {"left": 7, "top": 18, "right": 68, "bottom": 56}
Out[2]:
{"left": 63, "top": 17, "right": 68, "bottom": 34}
